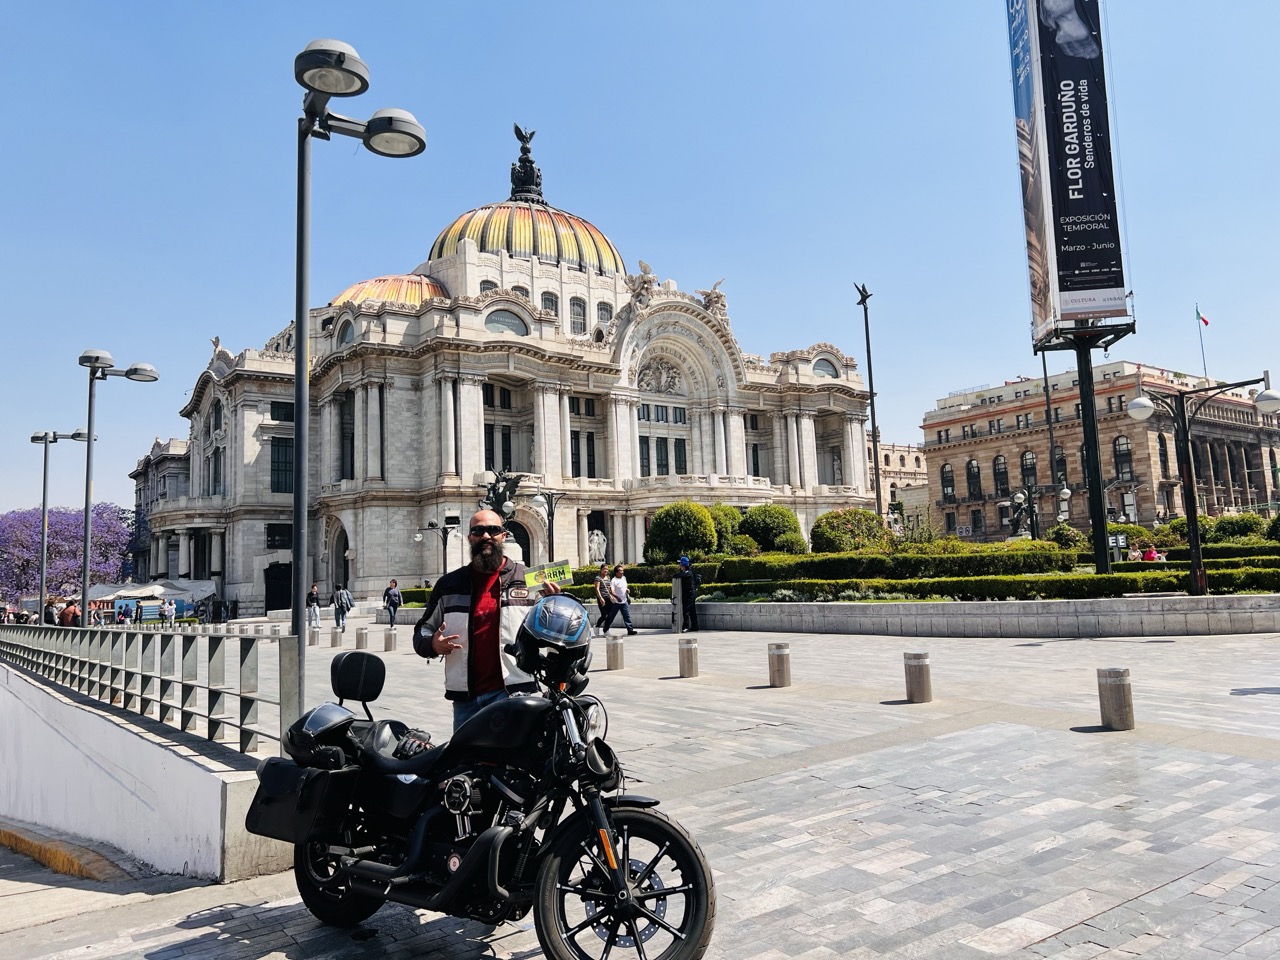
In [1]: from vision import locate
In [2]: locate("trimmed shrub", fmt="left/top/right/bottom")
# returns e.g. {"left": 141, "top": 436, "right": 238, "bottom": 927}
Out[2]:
{"left": 1208, "top": 512, "right": 1266, "bottom": 541}
{"left": 727, "top": 533, "right": 760, "bottom": 556}
{"left": 1166, "top": 515, "right": 1216, "bottom": 543}
{"left": 643, "top": 500, "right": 716, "bottom": 564}
{"left": 775, "top": 532, "right": 809, "bottom": 555}
{"left": 1045, "top": 522, "right": 1086, "bottom": 550}
{"left": 739, "top": 504, "right": 802, "bottom": 552}
{"left": 402, "top": 588, "right": 431, "bottom": 605}
{"left": 706, "top": 503, "right": 742, "bottom": 552}
{"left": 810, "top": 508, "right": 891, "bottom": 553}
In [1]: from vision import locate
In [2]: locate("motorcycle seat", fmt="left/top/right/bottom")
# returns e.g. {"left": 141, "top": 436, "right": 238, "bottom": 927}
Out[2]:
{"left": 358, "top": 721, "right": 447, "bottom": 777}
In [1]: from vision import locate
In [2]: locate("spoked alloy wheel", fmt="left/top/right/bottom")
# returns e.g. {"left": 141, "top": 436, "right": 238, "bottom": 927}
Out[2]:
{"left": 534, "top": 808, "right": 715, "bottom": 960}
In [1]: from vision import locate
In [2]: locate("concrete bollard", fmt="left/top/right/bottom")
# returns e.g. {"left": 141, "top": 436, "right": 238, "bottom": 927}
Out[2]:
{"left": 679, "top": 637, "right": 699, "bottom": 678}
{"left": 330, "top": 627, "right": 343, "bottom": 647}
{"left": 356, "top": 627, "right": 369, "bottom": 650}
{"left": 768, "top": 642, "right": 791, "bottom": 687}
{"left": 308, "top": 627, "right": 320, "bottom": 647}
{"left": 904, "top": 652, "right": 933, "bottom": 703}
{"left": 1097, "top": 667, "right": 1135, "bottom": 730}
{"left": 607, "top": 635, "right": 625, "bottom": 670}
{"left": 383, "top": 628, "right": 397, "bottom": 652}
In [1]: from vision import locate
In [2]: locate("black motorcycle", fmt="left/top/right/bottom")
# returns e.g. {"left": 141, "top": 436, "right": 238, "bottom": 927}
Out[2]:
{"left": 246, "top": 594, "right": 716, "bottom": 960}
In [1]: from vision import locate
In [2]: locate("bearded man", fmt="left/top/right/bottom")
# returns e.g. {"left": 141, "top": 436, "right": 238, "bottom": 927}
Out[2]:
{"left": 414, "top": 509, "right": 560, "bottom": 730}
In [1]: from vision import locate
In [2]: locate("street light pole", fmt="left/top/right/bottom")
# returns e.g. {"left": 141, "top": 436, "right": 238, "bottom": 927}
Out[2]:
{"left": 531, "top": 488, "right": 570, "bottom": 562}
{"left": 856, "top": 283, "right": 882, "bottom": 517}
{"left": 290, "top": 40, "right": 426, "bottom": 658}
{"left": 1128, "top": 372, "right": 1280, "bottom": 596}
{"left": 414, "top": 521, "right": 457, "bottom": 577}
{"left": 30, "top": 430, "right": 88, "bottom": 619}
{"left": 77, "top": 350, "right": 157, "bottom": 611}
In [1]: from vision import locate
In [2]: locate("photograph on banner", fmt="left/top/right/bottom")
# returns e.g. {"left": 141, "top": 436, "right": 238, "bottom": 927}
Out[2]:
{"left": 524, "top": 561, "right": 574, "bottom": 587}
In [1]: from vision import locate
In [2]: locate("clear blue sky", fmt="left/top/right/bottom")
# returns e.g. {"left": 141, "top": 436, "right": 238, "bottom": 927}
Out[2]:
{"left": 3, "top": 1, "right": 1276, "bottom": 513}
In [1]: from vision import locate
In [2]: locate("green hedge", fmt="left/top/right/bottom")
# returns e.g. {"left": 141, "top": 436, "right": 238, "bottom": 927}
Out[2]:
{"left": 402, "top": 588, "right": 431, "bottom": 605}
{"left": 715, "top": 550, "right": 1075, "bottom": 581}
{"left": 1161, "top": 545, "right": 1280, "bottom": 561}
{"left": 1112, "top": 557, "right": 1280, "bottom": 573}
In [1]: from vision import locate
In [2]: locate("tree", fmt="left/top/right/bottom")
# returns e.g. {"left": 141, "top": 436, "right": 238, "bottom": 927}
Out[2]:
{"left": 643, "top": 500, "right": 716, "bottom": 564}
{"left": 0, "top": 503, "right": 133, "bottom": 600}
{"left": 738, "top": 504, "right": 802, "bottom": 553}
{"left": 705, "top": 503, "right": 741, "bottom": 553}
{"left": 1209, "top": 512, "right": 1265, "bottom": 541}
{"left": 810, "top": 508, "right": 891, "bottom": 553}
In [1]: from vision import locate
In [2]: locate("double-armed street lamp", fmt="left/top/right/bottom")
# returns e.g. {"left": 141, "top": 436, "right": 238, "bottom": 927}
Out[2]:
{"left": 414, "top": 520, "right": 458, "bottom": 576}
{"left": 78, "top": 350, "right": 157, "bottom": 609}
{"left": 998, "top": 485, "right": 1072, "bottom": 539}
{"left": 855, "top": 282, "right": 883, "bottom": 517}
{"left": 30, "top": 429, "right": 89, "bottom": 618}
{"left": 290, "top": 39, "right": 427, "bottom": 647}
{"left": 530, "top": 487, "right": 570, "bottom": 563}
{"left": 1127, "top": 372, "right": 1280, "bottom": 596}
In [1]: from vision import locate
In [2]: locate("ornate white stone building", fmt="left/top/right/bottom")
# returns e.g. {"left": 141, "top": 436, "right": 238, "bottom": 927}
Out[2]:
{"left": 132, "top": 133, "right": 875, "bottom": 612}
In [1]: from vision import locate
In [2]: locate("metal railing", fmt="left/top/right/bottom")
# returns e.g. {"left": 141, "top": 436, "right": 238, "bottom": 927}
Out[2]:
{"left": 0, "top": 623, "right": 293, "bottom": 754}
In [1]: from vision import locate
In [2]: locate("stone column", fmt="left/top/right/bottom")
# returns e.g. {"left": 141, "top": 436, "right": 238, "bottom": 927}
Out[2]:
{"left": 609, "top": 512, "right": 625, "bottom": 563}
{"left": 786, "top": 414, "right": 801, "bottom": 487}
{"left": 606, "top": 398, "right": 620, "bottom": 480}
{"left": 560, "top": 388, "right": 573, "bottom": 480}
{"left": 630, "top": 402, "right": 642, "bottom": 480}
{"left": 630, "top": 513, "right": 645, "bottom": 564}
{"left": 156, "top": 533, "right": 169, "bottom": 578}
{"left": 690, "top": 410, "right": 706, "bottom": 475}
{"left": 320, "top": 399, "right": 333, "bottom": 483}
{"left": 855, "top": 420, "right": 870, "bottom": 493}
{"left": 727, "top": 408, "right": 747, "bottom": 478}
{"left": 842, "top": 417, "right": 857, "bottom": 490}
{"left": 712, "top": 408, "right": 727, "bottom": 475}
{"left": 178, "top": 530, "right": 191, "bottom": 580}
{"left": 353, "top": 384, "right": 367, "bottom": 482}
{"left": 439, "top": 376, "right": 457, "bottom": 476}
{"left": 532, "top": 388, "right": 548, "bottom": 477}
{"left": 799, "top": 413, "right": 819, "bottom": 491}
{"left": 770, "top": 413, "right": 786, "bottom": 484}
{"left": 577, "top": 510, "right": 589, "bottom": 567}
{"left": 458, "top": 376, "right": 486, "bottom": 482}
{"left": 367, "top": 384, "right": 383, "bottom": 480}
{"left": 211, "top": 531, "right": 224, "bottom": 595}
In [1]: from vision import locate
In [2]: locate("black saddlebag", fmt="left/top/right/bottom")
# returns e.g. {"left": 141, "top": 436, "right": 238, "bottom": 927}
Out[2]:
{"left": 245, "top": 757, "right": 360, "bottom": 844}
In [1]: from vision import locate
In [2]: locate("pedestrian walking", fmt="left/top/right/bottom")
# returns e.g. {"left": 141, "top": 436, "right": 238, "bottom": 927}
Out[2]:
{"left": 383, "top": 579, "right": 403, "bottom": 628}
{"left": 58, "top": 599, "right": 80, "bottom": 628}
{"left": 306, "top": 583, "right": 321, "bottom": 628}
{"left": 330, "top": 583, "right": 353, "bottom": 630}
{"left": 601, "top": 563, "right": 637, "bottom": 635}
{"left": 676, "top": 555, "right": 700, "bottom": 632}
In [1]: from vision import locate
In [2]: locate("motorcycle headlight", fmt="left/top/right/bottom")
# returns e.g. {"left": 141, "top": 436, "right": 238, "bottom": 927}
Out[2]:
{"left": 579, "top": 696, "right": 608, "bottom": 743}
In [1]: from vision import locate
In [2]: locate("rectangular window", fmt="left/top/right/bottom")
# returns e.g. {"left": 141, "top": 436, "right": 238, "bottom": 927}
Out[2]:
{"left": 270, "top": 401, "right": 295, "bottom": 422}
{"left": 971, "top": 509, "right": 985, "bottom": 532}
{"left": 750, "top": 443, "right": 760, "bottom": 477}
{"left": 484, "top": 424, "right": 495, "bottom": 470}
{"left": 586, "top": 432, "right": 597, "bottom": 478}
{"left": 1053, "top": 407, "right": 1062, "bottom": 422}
{"left": 266, "top": 523, "right": 292, "bottom": 549}
{"left": 569, "top": 396, "right": 580, "bottom": 415}
{"left": 674, "top": 407, "right": 687, "bottom": 424}
{"left": 988, "top": 420, "right": 998, "bottom": 434}
{"left": 749, "top": 413, "right": 759, "bottom": 431}
{"left": 499, "top": 387, "right": 512, "bottom": 410}
{"left": 270, "top": 437, "right": 294, "bottom": 493}
{"left": 1106, "top": 397, "right": 1115, "bottom": 413}
{"left": 483, "top": 384, "right": 495, "bottom": 407}
{"left": 501, "top": 427, "right": 512, "bottom": 471}
{"left": 999, "top": 504, "right": 1011, "bottom": 526}
{"left": 654, "top": 405, "right": 669, "bottom": 423}
{"left": 1074, "top": 402, "right": 1082, "bottom": 417}
{"left": 639, "top": 436, "right": 651, "bottom": 476}
{"left": 571, "top": 429, "right": 581, "bottom": 477}
{"left": 1016, "top": 414, "right": 1027, "bottom": 429}
{"left": 637, "top": 404, "right": 651, "bottom": 421}
{"left": 675, "top": 438, "right": 687, "bottom": 474}
{"left": 945, "top": 512, "right": 957, "bottom": 533}
{"left": 655, "top": 438, "right": 669, "bottom": 475}
{"left": 962, "top": 425, "right": 971, "bottom": 439}
{"left": 584, "top": 398, "right": 596, "bottom": 418}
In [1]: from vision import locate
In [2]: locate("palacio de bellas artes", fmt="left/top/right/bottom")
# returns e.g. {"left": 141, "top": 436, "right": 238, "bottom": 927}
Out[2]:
{"left": 131, "top": 129, "right": 875, "bottom": 615}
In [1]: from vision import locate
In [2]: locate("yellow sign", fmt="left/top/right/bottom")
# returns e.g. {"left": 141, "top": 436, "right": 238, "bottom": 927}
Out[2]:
{"left": 524, "top": 561, "right": 574, "bottom": 587}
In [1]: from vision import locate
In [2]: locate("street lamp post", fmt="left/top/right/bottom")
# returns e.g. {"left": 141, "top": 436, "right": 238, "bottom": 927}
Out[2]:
{"left": 290, "top": 39, "right": 426, "bottom": 654}
{"left": 531, "top": 488, "right": 570, "bottom": 563}
{"left": 855, "top": 283, "right": 883, "bottom": 517}
{"left": 414, "top": 520, "right": 458, "bottom": 578}
{"left": 77, "top": 350, "right": 157, "bottom": 610}
{"left": 1127, "top": 372, "right": 1280, "bottom": 596}
{"left": 30, "top": 429, "right": 89, "bottom": 618}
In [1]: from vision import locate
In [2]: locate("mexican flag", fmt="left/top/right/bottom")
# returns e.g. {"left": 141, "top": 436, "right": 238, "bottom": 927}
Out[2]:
{"left": 1197, "top": 308, "right": 1209, "bottom": 327}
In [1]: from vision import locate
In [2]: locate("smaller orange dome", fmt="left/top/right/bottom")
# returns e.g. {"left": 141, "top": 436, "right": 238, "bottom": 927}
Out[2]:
{"left": 331, "top": 274, "right": 449, "bottom": 307}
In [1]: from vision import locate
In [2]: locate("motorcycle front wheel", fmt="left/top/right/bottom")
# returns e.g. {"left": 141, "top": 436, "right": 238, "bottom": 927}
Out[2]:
{"left": 534, "top": 807, "right": 716, "bottom": 960}
{"left": 294, "top": 840, "right": 384, "bottom": 928}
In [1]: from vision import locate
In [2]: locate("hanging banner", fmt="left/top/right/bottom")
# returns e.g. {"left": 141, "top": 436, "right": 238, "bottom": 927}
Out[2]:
{"left": 1007, "top": 0, "right": 1128, "bottom": 346}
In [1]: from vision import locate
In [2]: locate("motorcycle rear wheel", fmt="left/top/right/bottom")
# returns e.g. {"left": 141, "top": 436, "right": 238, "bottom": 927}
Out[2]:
{"left": 534, "top": 807, "right": 716, "bottom": 960}
{"left": 294, "top": 840, "right": 384, "bottom": 928}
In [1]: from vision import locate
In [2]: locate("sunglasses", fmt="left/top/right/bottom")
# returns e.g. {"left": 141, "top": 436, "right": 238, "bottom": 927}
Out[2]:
{"left": 469, "top": 525, "right": 507, "bottom": 537}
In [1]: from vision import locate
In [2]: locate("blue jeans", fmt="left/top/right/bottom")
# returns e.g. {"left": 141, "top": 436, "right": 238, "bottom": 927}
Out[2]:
{"left": 387, "top": 605, "right": 400, "bottom": 627}
{"left": 452, "top": 689, "right": 509, "bottom": 731}
{"left": 602, "top": 601, "right": 633, "bottom": 630}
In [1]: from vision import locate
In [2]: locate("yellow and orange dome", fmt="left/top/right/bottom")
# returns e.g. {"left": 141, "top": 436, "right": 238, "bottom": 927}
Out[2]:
{"left": 330, "top": 274, "right": 449, "bottom": 308}
{"left": 429, "top": 201, "right": 625, "bottom": 278}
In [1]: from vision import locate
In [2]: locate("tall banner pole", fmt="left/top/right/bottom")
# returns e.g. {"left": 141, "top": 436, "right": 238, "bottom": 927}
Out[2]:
{"left": 1196, "top": 303, "right": 1208, "bottom": 379}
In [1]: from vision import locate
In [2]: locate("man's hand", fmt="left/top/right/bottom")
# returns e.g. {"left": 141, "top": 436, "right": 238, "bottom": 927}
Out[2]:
{"left": 431, "top": 625, "right": 463, "bottom": 656}
{"left": 539, "top": 581, "right": 562, "bottom": 596}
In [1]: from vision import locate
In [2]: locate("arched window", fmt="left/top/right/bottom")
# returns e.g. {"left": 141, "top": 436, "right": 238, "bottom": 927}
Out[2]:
{"left": 512, "top": 285, "right": 529, "bottom": 299}
{"left": 1113, "top": 436, "right": 1133, "bottom": 480}
{"left": 884, "top": 453, "right": 891, "bottom": 467}
{"left": 337, "top": 321, "right": 355, "bottom": 346}
{"left": 597, "top": 302, "right": 613, "bottom": 325}
{"left": 541, "top": 292, "right": 559, "bottom": 315}
{"left": 479, "top": 280, "right": 498, "bottom": 294}
{"left": 570, "top": 297, "right": 587, "bottom": 335}
{"left": 1052, "top": 445, "right": 1067, "bottom": 484}
{"left": 940, "top": 463, "right": 955, "bottom": 501}
{"left": 966, "top": 459, "right": 982, "bottom": 499}
{"left": 484, "top": 310, "right": 529, "bottom": 336}
{"left": 899, "top": 455, "right": 906, "bottom": 467}
{"left": 1020, "top": 450, "right": 1038, "bottom": 488}
{"left": 914, "top": 456, "right": 921, "bottom": 469}
{"left": 1158, "top": 433, "right": 1170, "bottom": 479}
{"left": 993, "top": 455, "right": 1010, "bottom": 496}
{"left": 212, "top": 399, "right": 223, "bottom": 432}
{"left": 813, "top": 358, "right": 839, "bottom": 378}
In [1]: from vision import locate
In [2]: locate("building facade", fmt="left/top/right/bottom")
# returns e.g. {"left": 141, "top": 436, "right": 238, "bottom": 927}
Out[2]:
{"left": 921, "top": 360, "right": 1280, "bottom": 539}
{"left": 132, "top": 134, "right": 876, "bottom": 612}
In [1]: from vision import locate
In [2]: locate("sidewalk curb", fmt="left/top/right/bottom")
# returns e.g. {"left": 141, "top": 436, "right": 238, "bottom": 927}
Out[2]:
{"left": 0, "top": 816, "right": 130, "bottom": 883}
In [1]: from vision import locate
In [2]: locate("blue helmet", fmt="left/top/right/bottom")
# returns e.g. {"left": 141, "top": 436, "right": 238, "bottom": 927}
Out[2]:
{"left": 511, "top": 594, "right": 592, "bottom": 682}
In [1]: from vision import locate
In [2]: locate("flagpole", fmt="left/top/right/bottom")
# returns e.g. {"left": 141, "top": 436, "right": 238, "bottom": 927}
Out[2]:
{"left": 1196, "top": 303, "right": 1208, "bottom": 379}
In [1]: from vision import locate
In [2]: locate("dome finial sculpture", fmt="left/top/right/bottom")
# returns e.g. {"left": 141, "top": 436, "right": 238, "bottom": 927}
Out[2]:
{"left": 510, "top": 123, "right": 544, "bottom": 202}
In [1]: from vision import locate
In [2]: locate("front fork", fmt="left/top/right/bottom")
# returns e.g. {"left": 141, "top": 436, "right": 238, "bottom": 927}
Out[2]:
{"left": 584, "top": 789, "right": 632, "bottom": 901}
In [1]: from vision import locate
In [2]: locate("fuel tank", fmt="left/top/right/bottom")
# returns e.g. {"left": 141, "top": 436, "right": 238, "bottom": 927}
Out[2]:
{"left": 440, "top": 694, "right": 554, "bottom": 767}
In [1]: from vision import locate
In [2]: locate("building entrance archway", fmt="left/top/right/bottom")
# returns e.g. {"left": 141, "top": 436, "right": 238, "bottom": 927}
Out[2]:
{"left": 333, "top": 528, "right": 351, "bottom": 589}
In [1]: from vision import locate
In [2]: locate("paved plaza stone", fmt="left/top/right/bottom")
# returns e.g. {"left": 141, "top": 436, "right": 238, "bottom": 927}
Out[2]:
{"left": 4, "top": 620, "right": 1280, "bottom": 958}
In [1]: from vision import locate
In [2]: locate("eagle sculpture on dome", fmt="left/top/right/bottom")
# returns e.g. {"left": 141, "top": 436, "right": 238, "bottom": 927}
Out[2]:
{"left": 514, "top": 123, "right": 535, "bottom": 145}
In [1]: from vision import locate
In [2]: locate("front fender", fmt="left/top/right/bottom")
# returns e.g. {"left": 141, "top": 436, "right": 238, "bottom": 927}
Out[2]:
{"left": 605, "top": 794, "right": 659, "bottom": 810}
{"left": 539, "top": 794, "right": 661, "bottom": 853}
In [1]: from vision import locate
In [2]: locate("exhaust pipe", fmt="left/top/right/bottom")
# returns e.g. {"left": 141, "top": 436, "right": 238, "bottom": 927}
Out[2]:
{"left": 346, "top": 824, "right": 513, "bottom": 912}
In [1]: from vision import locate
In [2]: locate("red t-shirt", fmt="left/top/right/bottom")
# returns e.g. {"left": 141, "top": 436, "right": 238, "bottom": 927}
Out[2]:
{"left": 469, "top": 563, "right": 505, "bottom": 695}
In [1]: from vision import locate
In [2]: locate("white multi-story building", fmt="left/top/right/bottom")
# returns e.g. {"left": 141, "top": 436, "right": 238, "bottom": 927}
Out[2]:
{"left": 132, "top": 133, "right": 876, "bottom": 612}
